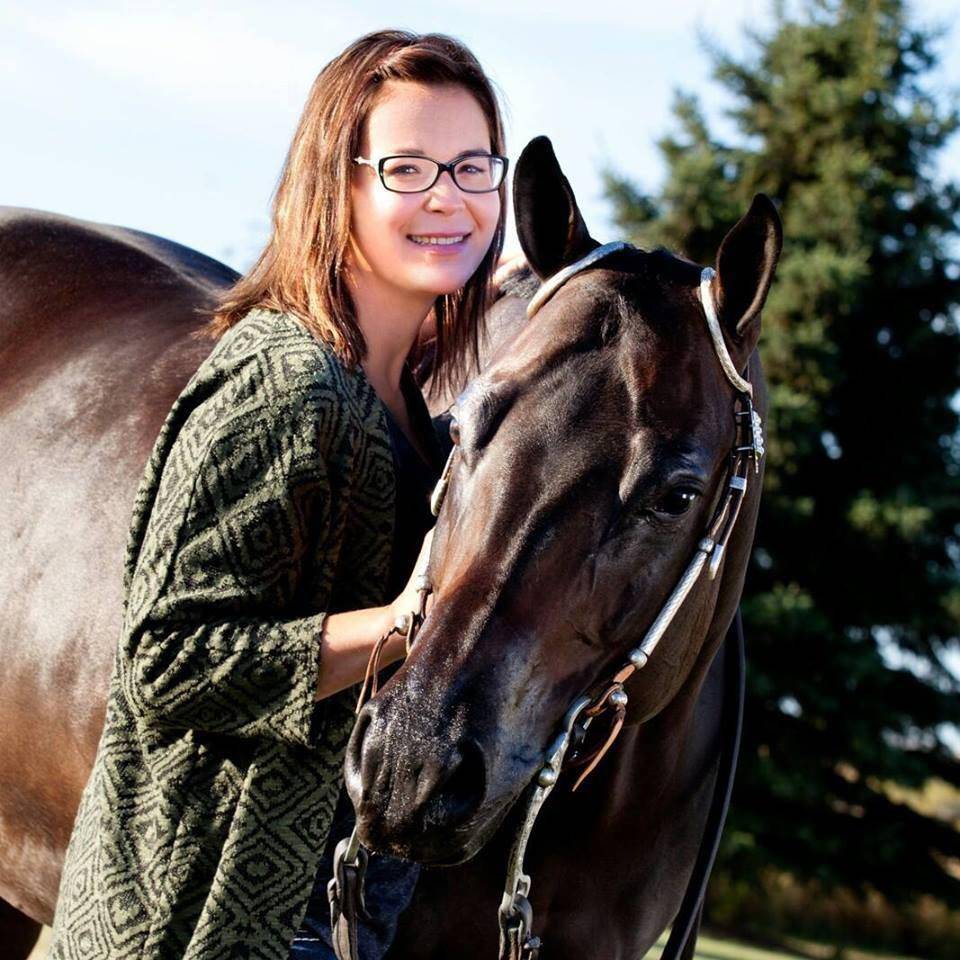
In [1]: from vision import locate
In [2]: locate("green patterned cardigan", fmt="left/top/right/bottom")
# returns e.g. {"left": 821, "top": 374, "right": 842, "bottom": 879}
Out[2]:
{"left": 49, "top": 307, "right": 396, "bottom": 959}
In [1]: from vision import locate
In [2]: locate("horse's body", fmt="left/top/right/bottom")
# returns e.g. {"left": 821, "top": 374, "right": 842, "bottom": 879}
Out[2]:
{"left": 0, "top": 207, "right": 238, "bottom": 951}
{"left": 0, "top": 140, "right": 778, "bottom": 959}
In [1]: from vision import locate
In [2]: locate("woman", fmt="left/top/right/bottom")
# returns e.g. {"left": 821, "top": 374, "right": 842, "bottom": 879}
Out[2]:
{"left": 49, "top": 29, "right": 510, "bottom": 960}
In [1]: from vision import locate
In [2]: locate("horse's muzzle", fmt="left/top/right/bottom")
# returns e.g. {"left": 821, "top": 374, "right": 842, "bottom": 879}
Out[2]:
{"left": 344, "top": 694, "right": 493, "bottom": 863}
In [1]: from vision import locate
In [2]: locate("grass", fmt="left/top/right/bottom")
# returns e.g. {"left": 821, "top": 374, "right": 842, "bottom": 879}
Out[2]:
{"left": 646, "top": 929, "right": 928, "bottom": 960}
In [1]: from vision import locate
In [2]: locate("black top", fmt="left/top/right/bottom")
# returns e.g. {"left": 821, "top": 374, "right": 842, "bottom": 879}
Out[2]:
{"left": 382, "top": 364, "right": 447, "bottom": 598}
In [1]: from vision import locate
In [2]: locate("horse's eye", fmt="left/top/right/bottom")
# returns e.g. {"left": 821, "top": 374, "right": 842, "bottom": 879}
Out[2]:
{"left": 449, "top": 416, "right": 461, "bottom": 446}
{"left": 655, "top": 488, "right": 700, "bottom": 517}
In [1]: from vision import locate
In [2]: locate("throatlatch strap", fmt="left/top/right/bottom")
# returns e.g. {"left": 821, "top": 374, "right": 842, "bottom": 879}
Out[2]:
{"left": 659, "top": 609, "right": 746, "bottom": 960}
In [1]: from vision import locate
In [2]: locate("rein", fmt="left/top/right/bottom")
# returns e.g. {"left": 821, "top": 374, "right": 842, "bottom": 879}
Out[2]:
{"left": 328, "top": 244, "right": 760, "bottom": 960}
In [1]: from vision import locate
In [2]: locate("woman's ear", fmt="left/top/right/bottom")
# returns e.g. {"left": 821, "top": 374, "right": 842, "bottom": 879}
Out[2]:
{"left": 513, "top": 136, "right": 599, "bottom": 280}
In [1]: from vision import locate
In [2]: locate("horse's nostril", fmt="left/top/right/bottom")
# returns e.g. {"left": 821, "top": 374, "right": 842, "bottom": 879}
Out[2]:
{"left": 423, "top": 738, "right": 487, "bottom": 829}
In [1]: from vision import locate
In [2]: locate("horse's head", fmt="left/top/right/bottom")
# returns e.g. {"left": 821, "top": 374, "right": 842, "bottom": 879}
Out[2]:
{"left": 345, "top": 136, "right": 782, "bottom": 864}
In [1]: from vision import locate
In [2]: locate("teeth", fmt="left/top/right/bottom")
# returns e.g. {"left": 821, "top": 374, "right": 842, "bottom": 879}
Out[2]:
{"left": 409, "top": 235, "right": 466, "bottom": 245}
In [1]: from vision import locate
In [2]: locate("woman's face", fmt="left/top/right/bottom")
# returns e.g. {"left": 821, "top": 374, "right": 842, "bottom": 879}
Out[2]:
{"left": 348, "top": 81, "right": 501, "bottom": 305}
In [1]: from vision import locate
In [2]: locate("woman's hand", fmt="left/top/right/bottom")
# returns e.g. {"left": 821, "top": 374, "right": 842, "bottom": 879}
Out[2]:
{"left": 390, "top": 527, "right": 435, "bottom": 627}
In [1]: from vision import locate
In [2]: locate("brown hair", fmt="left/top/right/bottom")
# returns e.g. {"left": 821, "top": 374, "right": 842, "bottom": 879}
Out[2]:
{"left": 194, "top": 29, "right": 508, "bottom": 399}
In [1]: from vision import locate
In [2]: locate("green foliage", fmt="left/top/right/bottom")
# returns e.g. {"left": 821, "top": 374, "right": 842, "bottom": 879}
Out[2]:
{"left": 603, "top": 0, "right": 960, "bottom": 918}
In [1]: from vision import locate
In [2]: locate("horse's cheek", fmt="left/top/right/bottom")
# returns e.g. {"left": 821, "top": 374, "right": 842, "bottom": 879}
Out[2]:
{"left": 568, "top": 548, "right": 625, "bottom": 639}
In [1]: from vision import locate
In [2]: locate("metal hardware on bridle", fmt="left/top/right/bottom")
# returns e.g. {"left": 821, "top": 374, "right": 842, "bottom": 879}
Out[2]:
{"left": 524, "top": 241, "right": 633, "bottom": 319}
{"left": 495, "top": 253, "right": 764, "bottom": 960}
{"left": 497, "top": 695, "right": 593, "bottom": 960}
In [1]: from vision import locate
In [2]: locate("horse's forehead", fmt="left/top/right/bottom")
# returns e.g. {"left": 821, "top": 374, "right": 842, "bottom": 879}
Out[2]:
{"left": 472, "top": 252, "right": 715, "bottom": 410}
{"left": 516, "top": 269, "right": 698, "bottom": 371}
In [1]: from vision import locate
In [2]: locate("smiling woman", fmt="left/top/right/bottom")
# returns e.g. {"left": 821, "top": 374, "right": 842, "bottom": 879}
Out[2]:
{"left": 199, "top": 32, "right": 508, "bottom": 406}
{"left": 45, "top": 29, "right": 509, "bottom": 960}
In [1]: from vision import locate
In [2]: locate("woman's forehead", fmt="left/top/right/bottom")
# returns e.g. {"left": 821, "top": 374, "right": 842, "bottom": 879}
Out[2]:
{"left": 361, "top": 81, "right": 492, "bottom": 156}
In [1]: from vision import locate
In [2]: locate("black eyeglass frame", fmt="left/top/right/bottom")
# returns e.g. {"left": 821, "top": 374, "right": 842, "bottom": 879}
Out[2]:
{"left": 352, "top": 152, "right": 510, "bottom": 194}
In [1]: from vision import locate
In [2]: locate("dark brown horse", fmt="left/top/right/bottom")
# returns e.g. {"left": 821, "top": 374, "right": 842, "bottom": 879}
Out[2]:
{"left": 0, "top": 136, "right": 780, "bottom": 959}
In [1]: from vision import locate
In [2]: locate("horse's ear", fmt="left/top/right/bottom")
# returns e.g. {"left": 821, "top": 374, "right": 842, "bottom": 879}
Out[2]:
{"left": 513, "top": 136, "right": 599, "bottom": 280}
{"left": 709, "top": 193, "right": 783, "bottom": 359}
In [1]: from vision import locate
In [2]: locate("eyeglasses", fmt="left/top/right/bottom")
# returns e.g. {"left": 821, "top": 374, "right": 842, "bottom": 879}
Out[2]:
{"left": 352, "top": 152, "right": 509, "bottom": 194}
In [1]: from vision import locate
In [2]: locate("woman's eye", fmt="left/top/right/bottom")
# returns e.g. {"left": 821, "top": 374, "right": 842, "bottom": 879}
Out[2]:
{"left": 455, "top": 159, "right": 490, "bottom": 179}
{"left": 655, "top": 488, "right": 700, "bottom": 517}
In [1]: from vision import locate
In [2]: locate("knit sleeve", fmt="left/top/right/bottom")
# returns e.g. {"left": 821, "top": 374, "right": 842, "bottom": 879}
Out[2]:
{"left": 118, "top": 390, "right": 340, "bottom": 747}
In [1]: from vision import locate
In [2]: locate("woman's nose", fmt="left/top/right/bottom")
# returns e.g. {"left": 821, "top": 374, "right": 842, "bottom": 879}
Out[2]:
{"left": 424, "top": 171, "right": 465, "bottom": 210}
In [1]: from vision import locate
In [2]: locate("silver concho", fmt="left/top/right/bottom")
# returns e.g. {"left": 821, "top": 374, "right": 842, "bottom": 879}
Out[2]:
{"left": 751, "top": 409, "right": 765, "bottom": 461}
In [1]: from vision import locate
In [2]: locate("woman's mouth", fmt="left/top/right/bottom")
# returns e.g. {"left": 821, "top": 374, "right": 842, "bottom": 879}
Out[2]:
{"left": 407, "top": 232, "right": 471, "bottom": 253}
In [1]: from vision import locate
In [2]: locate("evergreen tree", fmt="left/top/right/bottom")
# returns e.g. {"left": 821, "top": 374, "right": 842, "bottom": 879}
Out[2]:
{"left": 603, "top": 0, "right": 960, "bottom": 923}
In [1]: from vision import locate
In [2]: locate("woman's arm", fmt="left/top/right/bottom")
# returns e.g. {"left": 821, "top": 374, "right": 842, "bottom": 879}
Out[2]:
{"left": 119, "top": 386, "right": 415, "bottom": 746}
{"left": 318, "top": 528, "right": 433, "bottom": 700}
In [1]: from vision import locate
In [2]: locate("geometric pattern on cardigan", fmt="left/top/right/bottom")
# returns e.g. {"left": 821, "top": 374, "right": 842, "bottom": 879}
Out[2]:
{"left": 48, "top": 308, "right": 395, "bottom": 959}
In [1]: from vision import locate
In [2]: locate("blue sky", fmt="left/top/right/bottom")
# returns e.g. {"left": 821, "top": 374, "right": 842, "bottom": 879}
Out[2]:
{"left": 2, "top": 0, "right": 958, "bottom": 271}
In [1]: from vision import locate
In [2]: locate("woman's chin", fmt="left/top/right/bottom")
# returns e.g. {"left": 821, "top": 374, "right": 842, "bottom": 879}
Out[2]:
{"left": 413, "top": 271, "right": 477, "bottom": 297}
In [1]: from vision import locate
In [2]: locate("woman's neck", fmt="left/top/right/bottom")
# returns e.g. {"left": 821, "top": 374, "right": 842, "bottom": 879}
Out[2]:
{"left": 347, "top": 274, "right": 435, "bottom": 397}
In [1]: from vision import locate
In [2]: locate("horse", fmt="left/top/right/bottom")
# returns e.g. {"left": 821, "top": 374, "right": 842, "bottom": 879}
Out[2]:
{"left": 0, "top": 135, "right": 781, "bottom": 959}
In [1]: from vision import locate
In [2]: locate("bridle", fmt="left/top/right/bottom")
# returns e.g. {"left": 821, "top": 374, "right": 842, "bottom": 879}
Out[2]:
{"left": 328, "top": 242, "right": 762, "bottom": 960}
